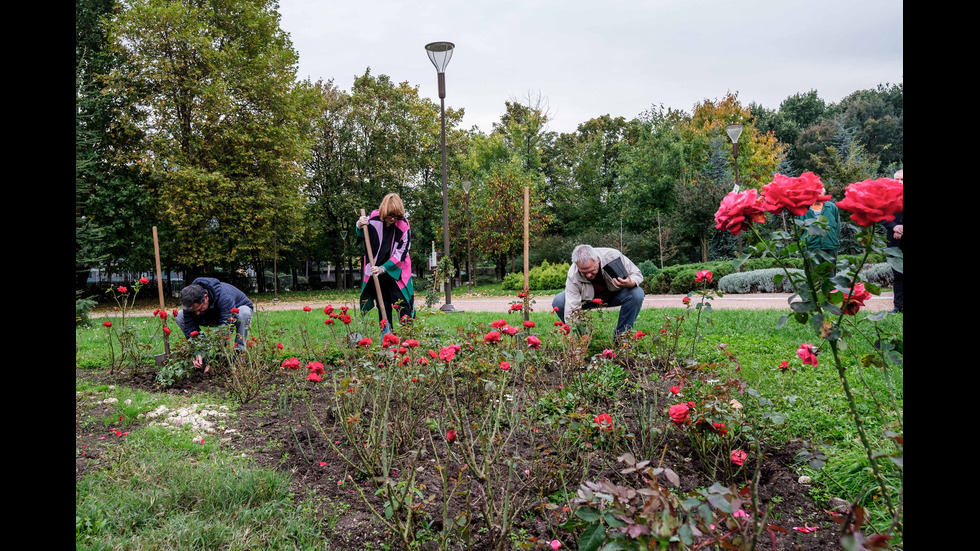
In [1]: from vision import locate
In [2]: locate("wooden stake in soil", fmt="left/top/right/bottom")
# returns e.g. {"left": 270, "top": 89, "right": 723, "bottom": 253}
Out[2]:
{"left": 360, "top": 209, "right": 388, "bottom": 329}
{"left": 523, "top": 186, "right": 530, "bottom": 322}
{"left": 152, "top": 226, "right": 170, "bottom": 363}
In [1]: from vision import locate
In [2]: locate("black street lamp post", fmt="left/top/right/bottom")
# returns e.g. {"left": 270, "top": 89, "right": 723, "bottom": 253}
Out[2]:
{"left": 425, "top": 41, "right": 456, "bottom": 312}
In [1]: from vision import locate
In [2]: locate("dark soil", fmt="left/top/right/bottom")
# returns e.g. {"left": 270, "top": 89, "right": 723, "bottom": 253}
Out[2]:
{"left": 77, "top": 364, "right": 844, "bottom": 550}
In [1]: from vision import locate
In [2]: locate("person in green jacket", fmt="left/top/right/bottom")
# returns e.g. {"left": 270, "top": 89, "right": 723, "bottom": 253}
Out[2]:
{"left": 798, "top": 192, "right": 841, "bottom": 277}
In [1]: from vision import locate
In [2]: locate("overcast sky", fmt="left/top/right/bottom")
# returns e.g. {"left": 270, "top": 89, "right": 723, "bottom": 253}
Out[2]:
{"left": 278, "top": 0, "right": 903, "bottom": 135}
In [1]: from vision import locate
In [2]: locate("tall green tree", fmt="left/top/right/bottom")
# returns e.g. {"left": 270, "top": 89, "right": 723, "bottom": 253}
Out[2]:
{"left": 103, "top": 0, "right": 321, "bottom": 279}
{"left": 305, "top": 70, "right": 465, "bottom": 279}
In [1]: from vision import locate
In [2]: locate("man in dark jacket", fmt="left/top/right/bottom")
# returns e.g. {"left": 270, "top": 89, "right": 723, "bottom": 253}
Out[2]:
{"left": 177, "top": 277, "right": 254, "bottom": 349}
{"left": 883, "top": 169, "right": 904, "bottom": 313}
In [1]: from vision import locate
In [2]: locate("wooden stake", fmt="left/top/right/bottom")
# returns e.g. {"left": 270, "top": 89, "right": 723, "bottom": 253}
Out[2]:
{"left": 152, "top": 226, "right": 170, "bottom": 358}
{"left": 524, "top": 186, "right": 530, "bottom": 322}
{"left": 360, "top": 209, "right": 388, "bottom": 327}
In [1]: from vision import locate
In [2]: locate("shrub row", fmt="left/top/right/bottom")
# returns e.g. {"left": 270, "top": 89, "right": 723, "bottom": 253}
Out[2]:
{"left": 643, "top": 254, "right": 885, "bottom": 295}
{"left": 502, "top": 260, "right": 570, "bottom": 291}
{"left": 717, "top": 263, "right": 894, "bottom": 294}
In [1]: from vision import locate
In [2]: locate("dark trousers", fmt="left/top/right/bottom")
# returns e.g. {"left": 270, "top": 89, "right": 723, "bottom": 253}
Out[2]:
{"left": 892, "top": 268, "right": 903, "bottom": 311}
{"left": 368, "top": 274, "right": 413, "bottom": 324}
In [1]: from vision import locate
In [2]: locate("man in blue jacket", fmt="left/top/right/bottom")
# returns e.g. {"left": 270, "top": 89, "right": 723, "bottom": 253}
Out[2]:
{"left": 177, "top": 277, "right": 254, "bottom": 349}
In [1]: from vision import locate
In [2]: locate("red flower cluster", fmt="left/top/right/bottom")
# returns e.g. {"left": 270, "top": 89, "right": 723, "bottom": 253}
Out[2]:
{"left": 509, "top": 303, "right": 523, "bottom": 312}
{"left": 491, "top": 319, "right": 507, "bottom": 328}
{"left": 523, "top": 320, "right": 535, "bottom": 329}
{"left": 484, "top": 331, "right": 501, "bottom": 344}
{"left": 282, "top": 357, "right": 301, "bottom": 370}
{"left": 357, "top": 337, "right": 372, "bottom": 347}
{"left": 439, "top": 347, "right": 456, "bottom": 362}
{"left": 761, "top": 172, "right": 831, "bottom": 216}
{"left": 382, "top": 333, "right": 400, "bottom": 348}
{"left": 714, "top": 188, "right": 767, "bottom": 236}
{"left": 499, "top": 361, "right": 510, "bottom": 371}
{"left": 835, "top": 178, "right": 903, "bottom": 226}
{"left": 633, "top": 330, "right": 646, "bottom": 340}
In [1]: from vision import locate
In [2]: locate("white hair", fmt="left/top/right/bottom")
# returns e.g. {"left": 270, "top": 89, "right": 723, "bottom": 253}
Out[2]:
{"left": 894, "top": 169, "right": 903, "bottom": 180}
{"left": 571, "top": 244, "right": 599, "bottom": 265}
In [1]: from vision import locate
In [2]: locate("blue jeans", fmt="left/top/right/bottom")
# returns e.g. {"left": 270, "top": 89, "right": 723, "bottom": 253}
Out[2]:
{"left": 552, "top": 286, "right": 645, "bottom": 338}
{"left": 177, "top": 305, "right": 253, "bottom": 350}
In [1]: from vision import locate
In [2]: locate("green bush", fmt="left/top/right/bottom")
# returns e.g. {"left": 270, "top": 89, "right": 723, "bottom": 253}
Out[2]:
{"left": 637, "top": 260, "right": 660, "bottom": 279}
{"left": 503, "top": 261, "right": 570, "bottom": 291}
{"left": 645, "top": 260, "right": 734, "bottom": 295}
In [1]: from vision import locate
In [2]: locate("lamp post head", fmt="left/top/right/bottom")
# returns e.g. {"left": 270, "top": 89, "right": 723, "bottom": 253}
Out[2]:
{"left": 725, "top": 123, "right": 744, "bottom": 144}
{"left": 462, "top": 179, "right": 472, "bottom": 194}
{"left": 424, "top": 41, "right": 455, "bottom": 73}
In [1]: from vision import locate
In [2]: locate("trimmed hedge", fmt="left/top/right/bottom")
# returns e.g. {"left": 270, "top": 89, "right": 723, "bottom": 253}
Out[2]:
{"left": 717, "top": 262, "right": 895, "bottom": 294}
{"left": 643, "top": 254, "right": 886, "bottom": 295}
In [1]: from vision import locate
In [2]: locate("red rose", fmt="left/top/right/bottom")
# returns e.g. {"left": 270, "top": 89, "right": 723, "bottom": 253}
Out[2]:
{"left": 306, "top": 372, "right": 322, "bottom": 382}
{"left": 669, "top": 385, "right": 680, "bottom": 395}
{"left": 383, "top": 333, "right": 400, "bottom": 348}
{"left": 778, "top": 360, "right": 789, "bottom": 371}
{"left": 306, "top": 361, "right": 325, "bottom": 375}
{"left": 633, "top": 330, "right": 646, "bottom": 340}
{"left": 835, "top": 178, "right": 903, "bottom": 226}
{"left": 139, "top": 277, "right": 149, "bottom": 285}
{"left": 324, "top": 319, "right": 335, "bottom": 325}
{"left": 159, "top": 311, "right": 168, "bottom": 320}
{"left": 668, "top": 403, "right": 690, "bottom": 427}
{"left": 594, "top": 413, "right": 614, "bottom": 432}
{"left": 324, "top": 305, "right": 334, "bottom": 315}
{"left": 277, "top": 342, "right": 284, "bottom": 349}
{"left": 103, "top": 321, "right": 112, "bottom": 327}
{"left": 761, "top": 172, "right": 831, "bottom": 216}
{"left": 358, "top": 337, "right": 372, "bottom": 347}
{"left": 484, "top": 331, "right": 501, "bottom": 344}
{"left": 836, "top": 282, "right": 873, "bottom": 315}
{"left": 592, "top": 298, "right": 604, "bottom": 305}
{"left": 403, "top": 339, "right": 419, "bottom": 348}
{"left": 695, "top": 270, "right": 713, "bottom": 284}
{"left": 499, "top": 361, "right": 510, "bottom": 371}
{"left": 730, "top": 449, "right": 747, "bottom": 466}
{"left": 713, "top": 422, "right": 728, "bottom": 436}
{"left": 491, "top": 319, "right": 507, "bottom": 328}
{"left": 282, "top": 357, "right": 301, "bottom": 370}
{"left": 446, "top": 429, "right": 457, "bottom": 443}
{"left": 230, "top": 308, "right": 239, "bottom": 315}
{"left": 116, "top": 286, "right": 128, "bottom": 294}
{"left": 682, "top": 297, "right": 690, "bottom": 305}
{"left": 163, "top": 327, "right": 171, "bottom": 335}
{"left": 439, "top": 347, "right": 456, "bottom": 362}
{"left": 523, "top": 320, "right": 535, "bottom": 328}
{"left": 339, "top": 314, "right": 352, "bottom": 325}
{"left": 190, "top": 331, "right": 199, "bottom": 337}
{"left": 501, "top": 325, "right": 518, "bottom": 336}
{"left": 526, "top": 335, "right": 541, "bottom": 349}
{"left": 303, "top": 306, "right": 312, "bottom": 312}
{"left": 714, "top": 189, "right": 768, "bottom": 236}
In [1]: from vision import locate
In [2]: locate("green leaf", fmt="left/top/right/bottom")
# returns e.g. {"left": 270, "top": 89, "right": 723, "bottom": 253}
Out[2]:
{"left": 776, "top": 314, "right": 789, "bottom": 329}
{"left": 603, "top": 511, "right": 626, "bottom": 528}
{"left": 575, "top": 506, "right": 601, "bottom": 522}
{"left": 578, "top": 523, "right": 606, "bottom": 551}
{"left": 886, "top": 256, "right": 903, "bottom": 273}
{"left": 679, "top": 523, "right": 694, "bottom": 545}
{"left": 790, "top": 301, "right": 814, "bottom": 313}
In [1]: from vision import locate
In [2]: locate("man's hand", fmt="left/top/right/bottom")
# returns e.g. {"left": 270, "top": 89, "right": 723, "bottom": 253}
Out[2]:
{"left": 893, "top": 224, "right": 903, "bottom": 239}
{"left": 612, "top": 277, "right": 635, "bottom": 289}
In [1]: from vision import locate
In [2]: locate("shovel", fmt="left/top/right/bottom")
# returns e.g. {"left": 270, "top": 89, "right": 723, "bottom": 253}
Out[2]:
{"left": 152, "top": 226, "right": 170, "bottom": 367}
{"left": 360, "top": 209, "right": 388, "bottom": 334}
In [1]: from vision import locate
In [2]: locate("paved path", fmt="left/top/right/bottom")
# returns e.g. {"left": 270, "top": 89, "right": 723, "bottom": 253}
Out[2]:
{"left": 90, "top": 291, "right": 896, "bottom": 318}
{"left": 250, "top": 291, "right": 896, "bottom": 314}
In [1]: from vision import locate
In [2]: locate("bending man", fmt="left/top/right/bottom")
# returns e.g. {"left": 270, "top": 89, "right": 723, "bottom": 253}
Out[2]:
{"left": 552, "top": 244, "right": 645, "bottom": 339}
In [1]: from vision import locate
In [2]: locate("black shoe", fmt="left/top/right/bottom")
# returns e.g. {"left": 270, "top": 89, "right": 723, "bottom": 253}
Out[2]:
{"left": 890, "top": 307, "right": 903, "bottom": 314}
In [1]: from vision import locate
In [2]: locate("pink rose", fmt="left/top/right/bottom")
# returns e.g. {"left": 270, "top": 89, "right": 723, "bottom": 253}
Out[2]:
{"left": 835, "top": 282, "right": 873, "bottom": 315}
{"left": 797, "top": 343, "right": 819, "bottom": 366}
{"left": 499, "top": 361, "right": 510, "bottom": 371}
{"left": 695, "top": 270, "right": 713, "bottom": 283}
{"left": 526, "top": 335, "right": 542, "bottom": 349}
{"left": 439, "top": 347, "right": 456, "bottom": 362}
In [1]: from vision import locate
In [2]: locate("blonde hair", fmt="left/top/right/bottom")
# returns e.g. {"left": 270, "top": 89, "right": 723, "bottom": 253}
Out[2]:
{"left": 379, "top": 193, "right": 405, "bottom": 221}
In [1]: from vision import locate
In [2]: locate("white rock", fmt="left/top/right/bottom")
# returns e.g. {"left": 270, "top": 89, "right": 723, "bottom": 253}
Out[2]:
{"left": 798, "top": 475, "right": 812, "bottom": 484}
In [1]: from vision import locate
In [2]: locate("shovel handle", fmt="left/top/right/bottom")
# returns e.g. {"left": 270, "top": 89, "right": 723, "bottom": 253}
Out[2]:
{"left": 360, "top": 209, "right": 388, "bottom": 325}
